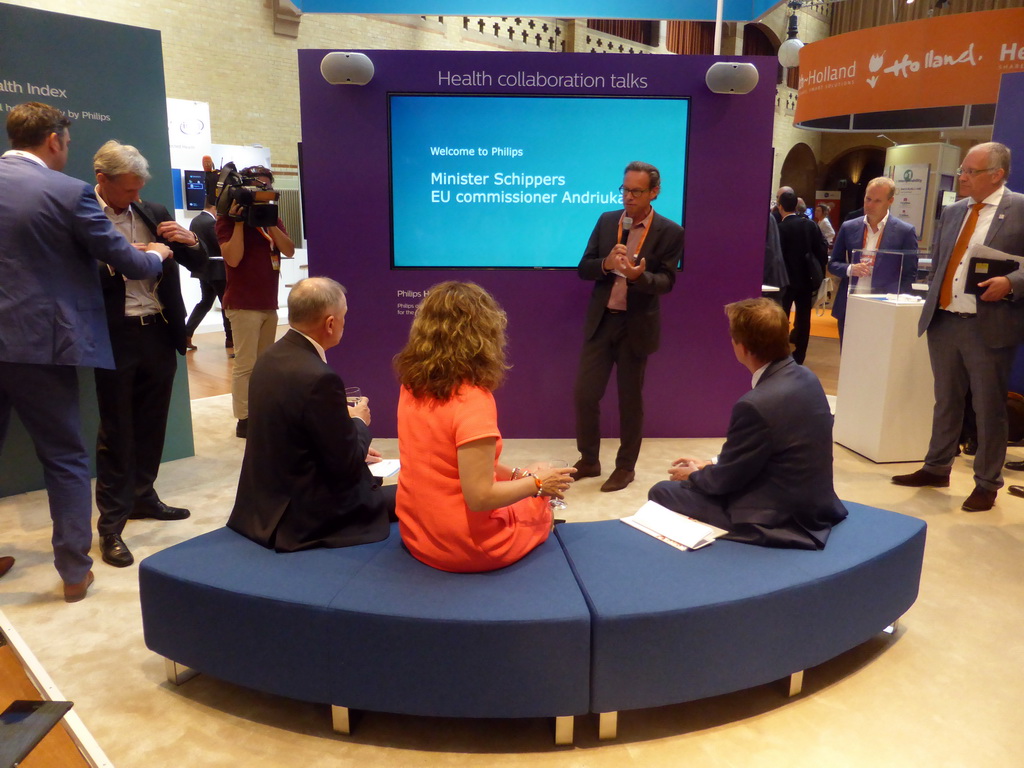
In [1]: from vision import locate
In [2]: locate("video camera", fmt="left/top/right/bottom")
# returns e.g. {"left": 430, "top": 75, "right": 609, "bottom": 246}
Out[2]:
{"left": 211, "top": 162, "right": 280, "bottom": 228}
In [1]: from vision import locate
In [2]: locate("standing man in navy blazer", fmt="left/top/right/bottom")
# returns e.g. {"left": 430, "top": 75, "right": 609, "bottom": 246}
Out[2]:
{"left": 648, "top": 298, "right": 847, "bottom": 549}
{"left": 0, "top": 102, "right": 169, "bottom": 601}
{"left": 228, "top": 278, "right": 393, "bottom": 552}
{"left": 893, "top": 142, "right": 1024, "bottom": 511}
{"left": 828, "top": 176, "right": 919, "bottom": 344}
{"left": 92, "top": 140, "right": 207, "bottom": 568}
{"left": 574, "top": 161, "right": 684, "bottom": 493}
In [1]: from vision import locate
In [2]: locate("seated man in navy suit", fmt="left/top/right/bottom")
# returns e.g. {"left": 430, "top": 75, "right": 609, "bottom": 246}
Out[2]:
{"left": 648, "top": 298, "right": 847, "bottom": 549}
{"left": 828, "top": 176, "right": 919, "bottom": 345}
{"left": 227, "top": 277, "right": 394, "bottom": 552}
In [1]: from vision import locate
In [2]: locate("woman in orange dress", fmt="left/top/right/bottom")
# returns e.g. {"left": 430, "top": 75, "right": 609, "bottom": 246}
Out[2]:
{"left": 393, "top": 281, "right": 575, "bottom": 573}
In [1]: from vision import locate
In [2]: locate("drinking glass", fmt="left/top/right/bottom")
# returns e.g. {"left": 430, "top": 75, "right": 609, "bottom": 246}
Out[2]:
{"left": 345, "top": 386, "right": 362, "bottom": 407}
{"left": 546, "top": 460, "right": 569, "bottom": 511}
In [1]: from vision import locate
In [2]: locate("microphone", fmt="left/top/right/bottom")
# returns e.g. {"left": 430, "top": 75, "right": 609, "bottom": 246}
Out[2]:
{"left": 620, "top": 217, "right": 633, "bottom": 246}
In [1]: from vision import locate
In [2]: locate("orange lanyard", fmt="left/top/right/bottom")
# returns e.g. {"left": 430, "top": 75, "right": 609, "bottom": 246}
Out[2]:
{"left": 862, "top": 219, "right": 885, "bottom": 250}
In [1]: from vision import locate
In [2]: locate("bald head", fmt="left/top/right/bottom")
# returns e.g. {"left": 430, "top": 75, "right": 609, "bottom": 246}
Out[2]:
{"left": 288, "top": 277, "right": 348, "bottom": 349}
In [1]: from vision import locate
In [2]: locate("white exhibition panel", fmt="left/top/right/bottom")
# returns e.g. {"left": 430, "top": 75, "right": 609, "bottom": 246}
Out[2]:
{"left": 834, "top": 295, "right": 934, "bottom": 463}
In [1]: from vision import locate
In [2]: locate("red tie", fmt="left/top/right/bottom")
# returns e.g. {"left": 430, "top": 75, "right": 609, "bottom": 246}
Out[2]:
{"left": 939, "top": 202, "right": 985, "bottom": 309}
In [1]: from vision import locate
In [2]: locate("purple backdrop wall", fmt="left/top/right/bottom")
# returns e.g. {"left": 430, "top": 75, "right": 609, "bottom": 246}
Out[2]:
{"left": 297, "top": 50, "right": 776, "bottom": 439}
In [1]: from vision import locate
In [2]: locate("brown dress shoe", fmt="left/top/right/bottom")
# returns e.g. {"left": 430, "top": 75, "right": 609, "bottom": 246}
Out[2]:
{"left": 962, "top": 487, "right": 997, "bottom": 512}
{"left": 572, "top": 459, "right": 601, "bottom": 479}
{"left": 64, "top": 571, "right": 95, "bottom": 603}
{"left": 0, "top": 556, "right": 14, "bottom": 579}
{"left": 891, "top": 468, "right": 950, "bottom": 488}
{"left": 600, "top": 468, "right": 635, "bottom": 492}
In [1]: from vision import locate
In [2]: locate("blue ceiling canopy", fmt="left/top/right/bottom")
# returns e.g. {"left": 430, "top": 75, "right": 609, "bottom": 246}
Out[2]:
{"left": 294, "top": 1, "right": 780, "bottom": 23}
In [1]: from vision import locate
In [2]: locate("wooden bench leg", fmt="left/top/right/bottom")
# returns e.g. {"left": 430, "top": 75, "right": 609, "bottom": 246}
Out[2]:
{"left": 788, "top": 670, "right": 804, "bottom": 697}
{"left": 331, "top": 706, "right": 350, "bottom": 735}
{"left": 554, "top": 715, "right": 573, "bottom": 745}
{"left": 164, "top": 658, "right": 198, "bottom": 685}
{"left": 598, "top": 711, "right": 618, "bottom": 740}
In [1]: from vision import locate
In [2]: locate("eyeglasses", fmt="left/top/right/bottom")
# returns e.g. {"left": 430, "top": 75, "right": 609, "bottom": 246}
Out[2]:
{"left": 619, "top": 185, "right": 650, "bottom": 196}
{"left": 955, "top": 167, "right": 996, "bottom": 177}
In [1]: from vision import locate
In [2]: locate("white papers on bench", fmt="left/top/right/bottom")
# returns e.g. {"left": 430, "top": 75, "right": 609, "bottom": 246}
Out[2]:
{"left": 369, "top": 459, "right": 400, "bottom": 478}
{"left": 621, "top": 500, "right": 727, "bottom": 551}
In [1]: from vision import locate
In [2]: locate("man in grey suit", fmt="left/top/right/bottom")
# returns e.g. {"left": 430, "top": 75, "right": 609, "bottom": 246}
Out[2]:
{"left": 573, "top": 161, "right": 683, "bottom": 493}
{"left": 227, "top": 278, "right": 393, "bottom": 552}
{"left": 648, "top": 298, "right": 847, "bottom": 549}
{"left": 893, "top": 142, "right": 1024, "bottom": 511}
{"left": 828, "top": 176, "right": 919, "bottom": 345}
{"left": 0, "top": 102, "right": 169, "bottom": 600}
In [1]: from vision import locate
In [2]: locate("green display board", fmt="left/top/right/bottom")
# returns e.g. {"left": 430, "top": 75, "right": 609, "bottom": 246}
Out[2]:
{"left": 0, "top": 2, "right": 194, "bottom": 497}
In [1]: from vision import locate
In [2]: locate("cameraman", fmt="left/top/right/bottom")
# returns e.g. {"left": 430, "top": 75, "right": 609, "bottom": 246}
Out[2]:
{"left": 217, "top": 166, "right": 295, "bottom": 438}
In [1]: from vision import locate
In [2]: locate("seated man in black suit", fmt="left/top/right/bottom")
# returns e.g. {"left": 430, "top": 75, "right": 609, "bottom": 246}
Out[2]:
{"left": 227, "top": 277, "right": 394, "bottom": 552}
{"left": 648, "top": 298, "right": 847, "bottom": 549}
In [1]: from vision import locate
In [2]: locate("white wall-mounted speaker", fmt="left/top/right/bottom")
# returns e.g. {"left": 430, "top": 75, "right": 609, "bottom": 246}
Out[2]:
{"left": 704, "top": 62, "right": 759, "bottom": 95}
{"left": 320, "top": 52, "right": 374, "bottom": 86}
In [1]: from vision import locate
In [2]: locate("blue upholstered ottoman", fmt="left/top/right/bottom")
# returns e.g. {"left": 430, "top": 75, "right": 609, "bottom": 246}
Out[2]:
{"left": 140, "top": 524, "right": 591, "bottom": 742}
{"left": 555, "top": 502, "right": 926, "bottom": 736}
{"left": 322, "top": 528, "right": 591, "bottom": 721}
{"left": 139, "top": 526, "right": 389, "bottom": 703}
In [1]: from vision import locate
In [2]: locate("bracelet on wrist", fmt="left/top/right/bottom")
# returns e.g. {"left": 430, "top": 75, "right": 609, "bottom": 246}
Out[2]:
{"left": 511, "top": 467, "right": 522, "bottom": 480}
{"left": 533, "top": 475, "right": 543, "bottom": 497}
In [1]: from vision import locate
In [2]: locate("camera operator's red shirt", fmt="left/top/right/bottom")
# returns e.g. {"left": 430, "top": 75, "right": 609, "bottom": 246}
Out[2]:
{"left": 217, "top": 216, "right": 287, "bottom": 310}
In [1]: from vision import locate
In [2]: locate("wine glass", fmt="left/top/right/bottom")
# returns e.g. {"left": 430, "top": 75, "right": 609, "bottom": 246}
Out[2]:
{"left": 546, "top": 460, "right": 569, "bottom": 511}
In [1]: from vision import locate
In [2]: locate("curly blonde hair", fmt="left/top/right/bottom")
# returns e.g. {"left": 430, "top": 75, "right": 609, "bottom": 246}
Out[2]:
{"left": 394, "top": 281, "right": 509, "bottom": 401}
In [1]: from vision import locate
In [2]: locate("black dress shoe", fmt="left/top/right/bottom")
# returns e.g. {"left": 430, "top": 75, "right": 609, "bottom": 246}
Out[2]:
{"left": 891, "top": 468, "right": 950, "bottom": 487}
{"left": 1007, "top": 485, "right": 1024, "bottom": 499}
{"left": 100, "top": 534, "right": 134, "bottom": 567}
{"left": 0, "top": 555, "right": 14, "bottom": 579}
{"left": 129, "top": 501, "right": 191, "bottom": 521}
{"left": 572, "top": 459, "right": 601, "bottom": 479}
{"left": 961, "top": 486, "right": 997, "bottom": 512}
{"left": 962, "top": 438, "right": 978, "bottom": 456}
{"left": 1005, "top": 460, "right": 1024, "bottom": 472}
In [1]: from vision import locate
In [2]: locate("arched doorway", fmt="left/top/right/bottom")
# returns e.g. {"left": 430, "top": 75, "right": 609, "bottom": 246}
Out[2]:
{"left": 821, "top": 147, "right": 886, "bottom": 219}
{"left": 779, "top": 143, "right": 818, "bottom": 210}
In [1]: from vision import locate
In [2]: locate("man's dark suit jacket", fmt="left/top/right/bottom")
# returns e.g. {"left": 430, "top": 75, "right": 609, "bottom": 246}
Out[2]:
{"left": 917, "top": 188, "right": 1024, "bottom": 345}
{"left": 777, "top": 213, "right": 827, "bottom": 292}
{"left": 577, "top": 209, "right": 683, "bottom": 356}
{"left": 227, "top": 330, "right": 391, "bottom": 552}
{"left": 827, "top": 215, "right": 919, "bottom": 323}
{"left": 686, "top": 357, "right": 848, "bottom": 549}
{"left": 188, "top": 210, "right": 226, "bottom": 282}
{"left": 97, "top": 200, "right": 207, "bottom": 355}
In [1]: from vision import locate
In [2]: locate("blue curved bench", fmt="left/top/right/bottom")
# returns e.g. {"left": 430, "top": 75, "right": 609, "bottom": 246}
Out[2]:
{"left": 139, "top": 502, "right": 925, "bottom": 743}
{"left": 555, "top": 502, "right": 926, "bottom": 738}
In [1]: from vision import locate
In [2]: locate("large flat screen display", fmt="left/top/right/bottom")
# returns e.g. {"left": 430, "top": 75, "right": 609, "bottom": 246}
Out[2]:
{"left": 388, "top": 94, "right": 689, "bottom": 269}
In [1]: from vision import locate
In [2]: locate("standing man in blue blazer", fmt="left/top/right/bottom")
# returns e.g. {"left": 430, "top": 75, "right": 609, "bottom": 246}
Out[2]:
{"left": 893, "top": 142, "right": 1024, "bottom": 511}
{"left": 828, "top": 176, "right": 919, "bottom": 345}
{"left": 0, "top": 102, "right": 169, "bottom": 601}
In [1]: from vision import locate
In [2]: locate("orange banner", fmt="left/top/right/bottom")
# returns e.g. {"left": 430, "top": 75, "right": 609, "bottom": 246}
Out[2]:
{"left": 794, "top": 8, "right": 1024, "bottom": 125}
